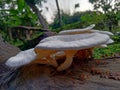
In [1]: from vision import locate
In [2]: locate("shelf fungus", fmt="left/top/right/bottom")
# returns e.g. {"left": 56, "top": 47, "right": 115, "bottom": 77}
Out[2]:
{"left": 5, "top": 24, "right": 114, "bottom": 71}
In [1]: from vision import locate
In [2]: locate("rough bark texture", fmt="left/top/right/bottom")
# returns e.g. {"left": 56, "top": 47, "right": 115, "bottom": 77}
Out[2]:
{"left": 0, "top": 35, "right": 20, "bottom": 62}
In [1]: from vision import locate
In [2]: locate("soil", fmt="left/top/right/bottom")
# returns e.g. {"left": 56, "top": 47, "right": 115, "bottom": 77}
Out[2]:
{"left": 0, "top": 57, "right": 120, "bottom": 90}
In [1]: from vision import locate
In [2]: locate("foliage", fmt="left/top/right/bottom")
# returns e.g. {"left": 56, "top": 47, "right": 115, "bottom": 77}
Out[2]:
{"left": 89, "top": 0, "right": 120, "bottom": 13}
{"left": 10, "top": 32, "right": 43, "bottom": 50}
{"left": 0, "top": 0, "right": 38, "bottom": 30}
{"left": 50, "top": 12, "right": 82, "bottom": 29}
{"left": 89, "top": 0, "right": 120, "bottom": 31}
{"left": 112, "top": 34, "right": 120, "bottom": 44}
{"left": 51, "top": 11, "right": 107, "bottom": 30}
{"left": 94, "top": 44, "right": 120, "bottom": 58}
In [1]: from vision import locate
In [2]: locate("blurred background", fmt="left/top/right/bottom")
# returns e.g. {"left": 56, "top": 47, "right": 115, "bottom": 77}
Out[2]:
{"left": 0, "top": 0, "right": 120, "bottom": 58}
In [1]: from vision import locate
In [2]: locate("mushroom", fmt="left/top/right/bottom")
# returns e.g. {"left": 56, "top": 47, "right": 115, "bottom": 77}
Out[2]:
{"left": 5, "top": 49, "right": 59, "bottom": 68}
{"left": 6, "top": 48, "right": 36, "bottom": 67}
{"left": 34, "top": 32, "right": 112, "bottom": 71}
{"left": 59, "top": 24, "right": 113, "bottom": 47}
{"left": 59, "top": 24, "right": 95, "bottom": 35}
{"left": 5, "top": 25, "right": 114, "bottom": 72}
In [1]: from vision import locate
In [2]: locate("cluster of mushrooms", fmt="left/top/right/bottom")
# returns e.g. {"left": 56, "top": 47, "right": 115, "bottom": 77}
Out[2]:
{"left": 6, "top": 24, "right": 114, "bottom": 71}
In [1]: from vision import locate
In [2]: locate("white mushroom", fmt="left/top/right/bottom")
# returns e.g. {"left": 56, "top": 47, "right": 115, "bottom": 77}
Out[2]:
{"left": 90, "top": 30, "right": 113, "bottom": 36}
{"left": 35, "top": 33, "right": 110, "bottom": 71}
{"left": 59, "top": 24, "right": 113, "bottom": 36}
{"left": 5, "top": 48, "right": 36, "bottom": 67}
{"left": 59, "top": 25, "right": 114, "bottom": 48}
{"left": 5, "top": 24, "right": 114, "bottom": 71}
{"left": 36, "top": 33, "right": 110, "bottom": 50}
{"left": 6, "top": 48, "right": 59, "bottom": 68}
{"left": 59, "top": 24, "right": 95, "bottom": 35}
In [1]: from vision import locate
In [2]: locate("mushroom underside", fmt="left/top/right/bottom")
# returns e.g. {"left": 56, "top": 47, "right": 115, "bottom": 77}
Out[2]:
{"left": 34, "top": 48, "right": 94, "bottom": 71}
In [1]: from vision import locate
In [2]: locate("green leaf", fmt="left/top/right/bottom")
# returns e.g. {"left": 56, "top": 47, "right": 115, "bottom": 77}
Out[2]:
{"left": 17, "top": 0, "right": 25, "bottom": 11}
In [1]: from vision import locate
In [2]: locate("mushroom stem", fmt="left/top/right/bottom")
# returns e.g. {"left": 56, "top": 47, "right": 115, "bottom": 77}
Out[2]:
{"left": 57, "top": 50, "right": 77, "bottom": 71}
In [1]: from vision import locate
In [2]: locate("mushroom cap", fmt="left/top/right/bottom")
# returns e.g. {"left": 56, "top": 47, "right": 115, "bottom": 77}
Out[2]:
{"left": 59, "top": 24, "right": 113, "bottom": 36}
{"left": 35, "top": 33, "right": 110, "bottom": 50}
{"left": 5, "top": 48, "right": 36, "bottom": 67}
{"left": 91, "top": 30, "right": 113, "bottom": 36}
{"left": 59, "top": 24, "right": 95, "bottom": 35}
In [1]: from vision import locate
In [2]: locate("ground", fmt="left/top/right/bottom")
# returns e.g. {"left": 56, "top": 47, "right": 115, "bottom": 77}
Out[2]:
{"left": 0, "top": 57, "right": 120, "bottom": 90}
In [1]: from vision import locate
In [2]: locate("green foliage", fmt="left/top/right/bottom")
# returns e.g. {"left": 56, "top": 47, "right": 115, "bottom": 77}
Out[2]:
{"left": 52, "top": 22, "right": 86, "bottom": 32}
{"left": 89, "top": 0, "right": 120, "bottom": 30}
{"left": 50, "top": 12, "right": 81, "bottom": 29}
{"left": 94, "top": 44, "right": 120, "bottom": 58}
{"left": 17, "top": 0, "right": 25, "bottom": 11}
{"left": 0, "top": 0, "right": 38, "bottom": 32}
{"left": 89, "top": 0, "right": 119, "bottom": 13}
{"left": 0, "top": 0, "right": 42, "bottom": 50}
{"left": 112, "top": 35, "right": 120, "bottom": 44}
{"left": 80, "top": 11, "right": 105, "bottom": 29}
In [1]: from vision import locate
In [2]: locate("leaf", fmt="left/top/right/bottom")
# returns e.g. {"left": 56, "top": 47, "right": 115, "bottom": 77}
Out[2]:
{"left": 17, "top": 0, "right": 25, "bottom": 11}
{"left": 10, "top": 9, "right": 18, "bottom": 15}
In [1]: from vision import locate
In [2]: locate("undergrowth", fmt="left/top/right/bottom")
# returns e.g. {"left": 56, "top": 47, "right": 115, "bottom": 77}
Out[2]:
{"left": 94, "top": 44, "right": 120, "bottom": 59}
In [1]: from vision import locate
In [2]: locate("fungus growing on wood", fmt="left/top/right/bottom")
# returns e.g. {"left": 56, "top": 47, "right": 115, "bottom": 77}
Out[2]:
{"left": 5, "top": 25, "right": 114, "bottom": 72}
{"left": 6, "top": 48, "right": 36, "bottom": 67}
{"left": 59, "top": 24, "right": 95, "bottom": 35}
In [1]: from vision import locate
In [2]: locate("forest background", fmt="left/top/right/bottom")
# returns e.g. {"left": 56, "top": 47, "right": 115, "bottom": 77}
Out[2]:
{"left": 0, "top": 0, "right": 120, "bottom": 58}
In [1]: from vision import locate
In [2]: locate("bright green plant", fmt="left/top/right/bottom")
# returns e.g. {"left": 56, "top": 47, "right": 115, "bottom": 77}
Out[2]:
{"left": 94, "top": 44, "right": 120, "bottom": 59}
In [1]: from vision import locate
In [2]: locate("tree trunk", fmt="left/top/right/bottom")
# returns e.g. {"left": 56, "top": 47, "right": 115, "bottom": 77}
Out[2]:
{"left": 55, "top": 0, "right": 62, "bottom": 27}
{"left": 25, "top": 2, "right": 49, "bottom": 29}
{"left": 8, "top": 29, "right": 13, "bottom": 40}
